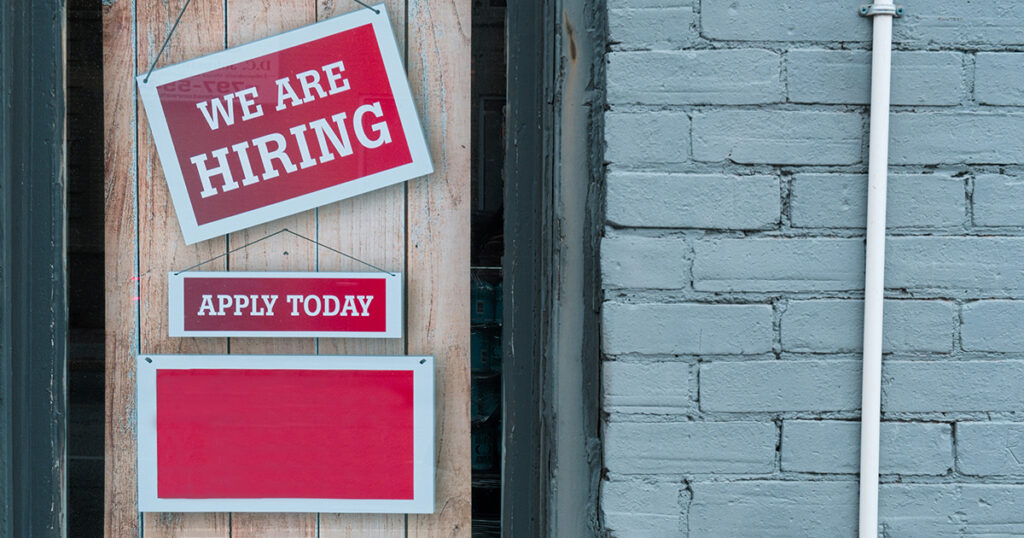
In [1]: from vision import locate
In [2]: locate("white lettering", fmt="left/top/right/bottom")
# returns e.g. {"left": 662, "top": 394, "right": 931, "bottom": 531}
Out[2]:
{"left": 286, "top": 294, "right": 303, "bottom": 316}
{"left": 232, "top": 294, "right": 250, "bottom": 316}
{"left": 322, "top": 60, "right": 350, "bottom": 95}
{"left": 261, "top": 294, "right": 278, "bottom": 315}
{"left": 195, "top": 93, "right": 236, "bottom": 130}
{"left": 303, "top": 295, "right": 322, "bottom": 316}
{"left": 296, "top": 69, "right": 327, "bottom": 103}
{"left": 189, "top": 147, "right": 237, "bottom": 198}
{"left": 340, "top": 295, "right": 359, "bottom": 317}
{"left": 252, "top": 132, "right": 297, "bottom": 180}
{"left": 274, "top": 77, "right": 303, "bottom": 111}
{"left": 354, "top": 102, "right": 391, "bottom": 149}
{"left": 197, "top": 294, "right": 217, "bottom": 316}
{"left": 217, "top": 295, "right": 232, "bottom": 316}
{"left": 323, "top": 295, "right": 341, "bottom": 316}
{"left": 357, "top": 295, "right": 374, "bottom": 317}
{"left": 309, "top": 112, "right": 353, "bottom": 164}
{"left": 235, "top": 87, "right": 264, "bottom": 121}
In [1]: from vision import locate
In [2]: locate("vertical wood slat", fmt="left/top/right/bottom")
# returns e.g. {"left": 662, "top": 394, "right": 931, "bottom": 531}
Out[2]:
{"left": 102, "top": 0, "right": 139, "bottom": 534}
{"left": 224, "top": 0, "right": 318, "bottom": 535}
{"left": 406, "top": 0, "right": 472, "bottom": 536}
{"left": 105, "top": 0, "right": 470, "bottom": 535}
{"left": 316, "top": 0, "right": 408, "bottom": 536}
{"left": 136, "top": 0, "right": 232, "bottom": 536}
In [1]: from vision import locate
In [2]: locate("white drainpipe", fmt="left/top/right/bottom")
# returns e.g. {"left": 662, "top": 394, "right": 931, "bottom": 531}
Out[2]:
{"left": 858, "top": 2, "right": 901, "bottom": 537}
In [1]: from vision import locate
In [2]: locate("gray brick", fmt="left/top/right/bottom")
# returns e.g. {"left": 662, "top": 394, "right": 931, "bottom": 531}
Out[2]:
{"left": 692, "top": 110, "right": 862, "bottom": 165}
{"left": 605, "top": 111, "right": 689, "bottom": 165}
{"left": 885, "top": 237, "right": 1024, "bottom": 293}
{"left": 693, "top": 238, "right": 863, "bottom": 292}
{"left": 608, "top": 50, "right": 782, "bottom": 105}
{"left": 974, "top": 174, "right": 1024, "bottom": 227}
{"left": 602, "top": 235, "right": 688, "bottom": 289}
{"left": 962, "top": 301, "right": 1024, "bottom": 352}
{"left": 602, "top": 303, "right": 774, "bottom": 355}
{"left": 701, "top": 0, "right": 869, "bottom": 42}
{"left": 702, "top": 0, "right": 1024, "bottom": 46}
{"left": 603, "top": 361, "right": 692, "bottom": 414}
{"left": 691, "top": 481, "right": 1024, "bottom": 537}
{"left": 976, "top": 53, "right": 1024, "bottom": 105}
{"left": 606, "top": 172, "right": 779, "bottom": 229}
{"left": 958, "top": 423, "right": 1024, "bottom": 477}
{"left": 781, "top": 420, "right": 952, "bottom": 475}
{"left": 896, "top": 3, "right": 1024, "bottom": 46}
{"left": 879, "top": 484, "right": 1024, "bottom": 537}
{"left": 605, "top": 421, "right": 777, "bottom": 474}
{"left": 790, "top": 173, "right": 965, "bottom": 229}
{"left": 700, "top": 360, "right": 861, "bottom": 412}
{"left": 610, "top": 8, "right": 698, "bottom": 51}
{"left": 608, "top": 0, "right": 689, "bottom": 8}
{"left": 782, "top": 300, "right": 954, "bottom": 354}
{"left": 889, "top": 113, "right": 1024, "bottom": 165}
{"left": 884, "top": 361, "right": 1024, "bottom": 413}
{"left": 601, "top": 479, "right": 686, "bottom": 537}
{"left": 689, "top": 481, "right": 857, "bottom": 537}
{"left": 787, "top": 50, "right": 963, "bottom": 106}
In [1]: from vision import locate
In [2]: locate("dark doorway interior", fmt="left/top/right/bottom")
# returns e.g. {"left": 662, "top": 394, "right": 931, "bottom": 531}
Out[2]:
{"left": 67, "top": 0, "right": 105, "bottom": 535}
{"left": 470, "top": 0, "right": 506, "bottom": 535}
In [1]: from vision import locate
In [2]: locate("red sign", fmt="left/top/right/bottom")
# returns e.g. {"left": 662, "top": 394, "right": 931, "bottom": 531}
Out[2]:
{"left": 168, "top": 271, "right": 401, "bottom": 338}
{"left": 138, "top": 7, "right": 431, "bottom": 244}
{"left": 137, "top": 355, "right": 434, "bottom": 513}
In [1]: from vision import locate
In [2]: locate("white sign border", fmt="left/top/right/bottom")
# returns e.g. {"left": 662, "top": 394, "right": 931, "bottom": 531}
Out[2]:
{"left": 137, "top": 354, "right": 435, "bottom": 513}
{"left": 168, "top": 271, "right": 402, "bottom": 338}
{"left": 137, "top": 4, "right": 432, "bottom": 245}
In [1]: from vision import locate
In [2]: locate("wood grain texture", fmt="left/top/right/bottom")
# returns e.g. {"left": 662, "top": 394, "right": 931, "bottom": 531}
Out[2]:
{"left": 225, "top": 1, "right": 319, "bottom": 535}
{"left": 102, "top": 0, "right": 140, "bottom": 534}
{"left": 406, "top": 0, "right": 472, "bottom": 535}
{"left": 316, "top": 1, "right": 408, "bottom": 535}
{"left": 105, "top": 0, "right": 470, "bottom": 534}
{"left": 136, "top": 0, "right": 232, "bottom": 536}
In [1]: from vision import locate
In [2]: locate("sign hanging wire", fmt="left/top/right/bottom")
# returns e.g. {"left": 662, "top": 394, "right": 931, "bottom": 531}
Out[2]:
{"left": 143, "top": 0, "right": 193, "bottom": 83}
{"left": 142, "top": 0, "right": 379, "bottom": 84}
{"left": 174, "top": 228, "right": 396, "bottom": 276}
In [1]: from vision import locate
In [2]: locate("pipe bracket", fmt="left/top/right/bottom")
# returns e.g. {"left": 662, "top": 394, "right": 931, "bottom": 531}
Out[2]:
{"left": 860, "top": 4, "right": 903, "bottom": 17}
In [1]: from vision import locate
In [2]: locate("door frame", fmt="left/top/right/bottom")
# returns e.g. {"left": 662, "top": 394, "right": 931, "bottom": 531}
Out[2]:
{"left": 504, "top": 0, "right": 604, "bottom": 534}
{"left": 0, "top": 0, "right": 68, "bottom": 536}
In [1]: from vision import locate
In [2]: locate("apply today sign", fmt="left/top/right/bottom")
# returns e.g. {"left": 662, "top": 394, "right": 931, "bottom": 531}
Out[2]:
{"left": 168, "top": 271, "right": 402, "bottom": 338}
{"left": 138, "top": 6, "right": 431, "bottom": 244}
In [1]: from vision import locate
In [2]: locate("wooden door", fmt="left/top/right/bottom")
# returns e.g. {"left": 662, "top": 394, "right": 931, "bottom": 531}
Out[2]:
{"left": 102, "top": 0, "right": 470, "bottom": 535}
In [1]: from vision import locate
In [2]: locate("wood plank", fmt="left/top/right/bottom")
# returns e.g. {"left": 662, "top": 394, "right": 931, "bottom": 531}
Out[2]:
{"left": 102, "top": 0, "right": 140, "bottom": 534}
{"left": 135, "top": 0, "right": 231, "bottom": 535}
{"left": 224, "top": 1, "right": 318, "bottom": 536}
{"left": 406, "top": 0, "right": 472, "bottom": 535}
{"left": 315, "top": 2, "right": 408, "bottom": 535}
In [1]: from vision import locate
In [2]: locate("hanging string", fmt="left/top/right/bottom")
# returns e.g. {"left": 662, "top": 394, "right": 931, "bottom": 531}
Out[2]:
{"left": 174, "top": 228, "right": 396, "bottom": 276}
{"left": 142, "top": 0, "right": 193, "bottom": 84}
{"left": 141, "top": 0, "right": 380, "bottom": 84}
{"left": 353, "top": 0, "right": 381, "bottom": 14}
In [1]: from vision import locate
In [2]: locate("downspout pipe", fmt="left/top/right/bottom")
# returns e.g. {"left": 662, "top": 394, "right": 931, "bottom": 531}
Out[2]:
{"left": 859, "top": 2, "right": 901, "bottom": 537}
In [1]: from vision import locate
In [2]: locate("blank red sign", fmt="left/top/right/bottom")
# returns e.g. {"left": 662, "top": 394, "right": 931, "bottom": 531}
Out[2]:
{"left": 156, "top": 368, "right": 414, "bottom": 500}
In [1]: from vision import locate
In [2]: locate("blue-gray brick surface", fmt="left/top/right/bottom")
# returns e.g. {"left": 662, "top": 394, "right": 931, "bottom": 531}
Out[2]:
{"left": 781, "top": 420, "right": 952, "bottom": 475}
{"left": 782, "top": 299, "right": 954, "bottom": 353}
{"left": 606, "top": 172, "right": 779, "bottom": 229}
{"left": 605, "top": 421, "right": 777, "bottom": 474}
{"left": 609, "top": 50, "right": 783, "bottom": 105}
{"left": 600, "top": 0, "right": 1024, "bottom": 533}
{"left": 790, "top": 173, "right": 965, "bottom": 229}
{"left": 787, "top": 50, "right": 964, "bottom": 106}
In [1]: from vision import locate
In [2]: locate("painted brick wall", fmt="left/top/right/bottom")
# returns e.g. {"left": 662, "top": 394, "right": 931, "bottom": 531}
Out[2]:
{"left": 600, "top": 1, "right": 1024, "bottom": 535}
